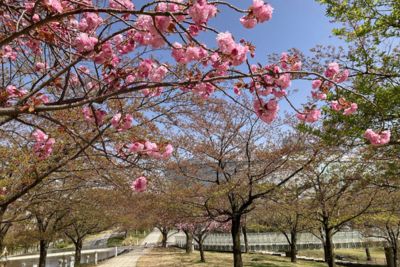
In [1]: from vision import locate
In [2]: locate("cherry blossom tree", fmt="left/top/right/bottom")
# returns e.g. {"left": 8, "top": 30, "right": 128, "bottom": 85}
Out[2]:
{"left": 172, "top": 97, "right": 318, "bottom": 267}
{"left": 0, "top": 1, "right": 393, "bottom": 266}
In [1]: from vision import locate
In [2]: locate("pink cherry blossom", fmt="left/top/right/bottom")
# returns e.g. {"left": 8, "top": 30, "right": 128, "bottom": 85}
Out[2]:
{"left": 82, "top": 107, "right": 107, "bottom": 125}
{"left": 110, "top": 0, "right": 134, "bottom": 10}
{"left": 251, "top": 0, "right": 273, "bottom": 23}
{"left": 131, "top": 176, "right": 147, "bottom": 192}
{"left": 275, "top": 73, "right": 291, "bottom": 89}
{"left": 93, "top": 42, "right": 114, "bottom": 64}
{"left": 192, "top": 82, "right": 215, "bottom": 99}
{"left": 312, "top": 79, "right": 322, "bottom": 89}
{"left": 125, "top": 75, "right": 136, "bottom": 84}
{"left": 32, "top": 129, "right": 48, "bottom": 142}
{"left": 343, "top": 103, "right": 358, "bottom": 115}
{"left": 6, "top": 85, "right": 27, "bottom": 98}
{"left": 43, "top": 0, "right": 63, "bottom": 13}
{"left": 234, "top": 86, "right": 241, "bottom": 95}
{"left": 240, "top": 16, "right": 257, "bottom": 29}
{"left": 32, "top": 14, "right": 40, "bottom": 22}
{"left": 189, "top": 25, "right": 202, "bottom": 36}
{"left": 32, "top": 129, "right": 55, "bottom": 160}
{"left": 216, "top": 32, "right": 248, "bottom": 66}
{"left": 149, "top": 66, "right": 168, "bottom": 82}
{"left": 144, "top": 140, "right": 158, "bottom": 153}
{"left": 253, "top": 98, "right": 279, "bottom": 124}
{"left": 35, "top": 62, "right": 46, "bottom": 72}
{"left": 325, "top": 62, "right": 340, "bottom": 78}
{"left": 311, "top": 91, "right": 327, "bottom": 100}
{"left": 25, "top": 2, "right": 35, "bottom": 12}
{"left": 111, "top": 113, "right": 133, "bottom": 132}
{"left": 330, "top": 100, "right": 342, "bottom": 111}
{"left": 297, "top": 109, "right": 321, "bottom": 123}
{"left": 75, "top": 33, "right": 98, "bottom": 52}
{"left": 2, "top": 45, "right": 17, "bottom": 60}
{"left": 171, "top": 42, "right": 187, "bottom": 63}
{"left": 292, "top": 61, "right": 302, "bottom": 71}
{"left": 162, "top": 144, "right": 174, "bottom": 159}
{"left": 79, "top": 12, "right": 103, "bottom": 32}
{"left": 128, "top": 142, "right": 145, "bottom": 153}
{"left": 230, "top": 44, "right": 249, "bottom": 66}
{"left": 216, "top": 32, "right": 237, "bottom": 54}
{"left": 34, "top": 94, "right": 50, "bottom": 105}
{"left": 188, "top": 0, "right": 217, "bottom": 25}
{"left": 335, "top": 69, "right": 349, "bottom": 83}
{"left": 364, "top": 129, "right": 391, "bottom": 146}
{"left": 138, "top": 59, "right": 154, "bottom": 78}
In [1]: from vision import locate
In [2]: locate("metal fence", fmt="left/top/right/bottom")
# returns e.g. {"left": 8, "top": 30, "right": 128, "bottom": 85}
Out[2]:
{"left": 1, "top": 246, "right": 132, "bottom": 267}
{"left": 176, "top": 231, "right": 385, "bottom": 252}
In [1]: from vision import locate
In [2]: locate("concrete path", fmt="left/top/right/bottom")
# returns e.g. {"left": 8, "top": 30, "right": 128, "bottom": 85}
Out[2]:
{"left": 96, "top": 228, "right": 161, "bottom": 267}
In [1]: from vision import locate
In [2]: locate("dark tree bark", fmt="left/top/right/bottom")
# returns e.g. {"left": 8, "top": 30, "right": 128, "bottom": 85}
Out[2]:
{"left": 393, "top": 242, "right": 398, "bottom": 267}
{"left": 231, "top": 215, "right": 243, "bottom": 267}
{"left": 323, "top": 226, "right": 335, "bottom": 267}
{"left": 198, "top": 239, "right": 205, "bottom": 262}
{"left": 74, "top": 238, "right": 83, "bottom": 267}
{"left": 0, "top": 206, "right": 10, "bottom": 251}
{"left": 242, "top": 225, "right": 248, "bottom": 253}
{"left": 290, "top": 230, "right": 297, "bottom": 263}
{"left": 385, "top": 247, "right": 395, "bottom": 267}
{"left": 184, "top": 231, "right": 193, "bottom": 254}
{"left": 161, "top": 228, "right": 169, "bottom": 248}
{"left": 38, "top": 240, "right": 49, "bottom": 267}
{"left": 365, "top": 245, "right": 372, "bottom": 261}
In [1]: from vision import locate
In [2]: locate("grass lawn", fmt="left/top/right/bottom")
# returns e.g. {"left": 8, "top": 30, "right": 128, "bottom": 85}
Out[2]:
{"left": 137, "top": 247, "right": 327, "bottom": 267}
{"left": 298, "top": 247, "right": 385, "bottom": 265}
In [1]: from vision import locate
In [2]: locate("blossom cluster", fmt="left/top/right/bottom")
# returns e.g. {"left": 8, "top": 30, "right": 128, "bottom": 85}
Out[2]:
{"left": 32, "top": 129, "right": 55, "bottom": 160}
{"left": 364, "top": 129, "right": 390, "bottom": 146}
{"left": 131, "top": 176, "right": 147, "bottom": 192}
{"left": 128, "top": 141, "right": 174, "bottom": 160}
{"left": 240, "top": 0, "right": 273, "bottom": 29}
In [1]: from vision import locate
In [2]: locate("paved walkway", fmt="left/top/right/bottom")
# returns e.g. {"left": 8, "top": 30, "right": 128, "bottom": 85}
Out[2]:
{"left": 96, "top": 228, "right": 161, "bottom": 267}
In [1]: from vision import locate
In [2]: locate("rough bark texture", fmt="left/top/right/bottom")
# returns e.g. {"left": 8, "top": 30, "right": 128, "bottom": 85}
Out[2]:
{"left": 161, "top": 229, "right": 168, "bottom": 248}
{"left": 393, "top": 244, "right": 398, "bottom": 267}
{"left": 385, "top": 247, "right": 395, "bottom": 267}
{"left": 38, "top": 240, "right": 49, "bottom": 267}
{"left": 199, "top": 240, "right": 205, "bottom": 262}
{"left": 290, "top": 230, "right": 297, "bottom": 263}
{"left": 323, "top": 226, "right": 335, "bottom": 267}
{"left": 74, "top": 239, "right": 83, "bottom": 267}
{"left": 231, "top": 215, "right": 243, "bottom": 267}
{"left": 365, "top": 246, "right": 372, "bottom": 261}
{"left": 185, "top": 232, "right": 193, "bottom": 254}
{"left": 0, "top": 206, "right": 10, "bottom": 251}
{"left": 242, "top": 226, "right": 248, "bottom": 253}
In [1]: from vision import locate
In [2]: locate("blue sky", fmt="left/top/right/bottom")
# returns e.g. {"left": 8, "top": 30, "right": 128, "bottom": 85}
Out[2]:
{"left": 210, "top": 0, "right": 346, "bottom": 58}
{"left": 203, "top": 1, "right": 348, "bottom": 113}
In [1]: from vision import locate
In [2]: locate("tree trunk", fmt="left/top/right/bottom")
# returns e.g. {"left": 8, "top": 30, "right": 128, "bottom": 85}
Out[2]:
{"left": 231, "top": 215, "right": 243, "bottom": 267}
{"left": 290, "top": 230, "right": 297, "bottom": 263}
{"left": 38, "top": 240, "right": 49, "bottom": 267}
{"left": 323, "top": 227, "right": 335, "bottom": 267}
{"left": 199, "top": 240, "right": 205, "bottom": 262}
{"left": 161, "top": 229, "right": 168, "bottom": 248}
{"left": 74, "top": 239, "right": 83, "bottom": 267}
{"left": 185, "top": 231, "right": 193, "bottom": 254}
{"left": 385, "top": 247, "right": 395, "bottom": 267}
{"left": 0, "top": 206, "right": 10, "bottom": 251}
{"left": 242, "top": 226, "right": 248, "bottom": 253}
{"left": 365, "top": 245, "right": 371, "bottom": 261}
{"left": 393, "top": 242, "right": 398, "bottom": 267}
